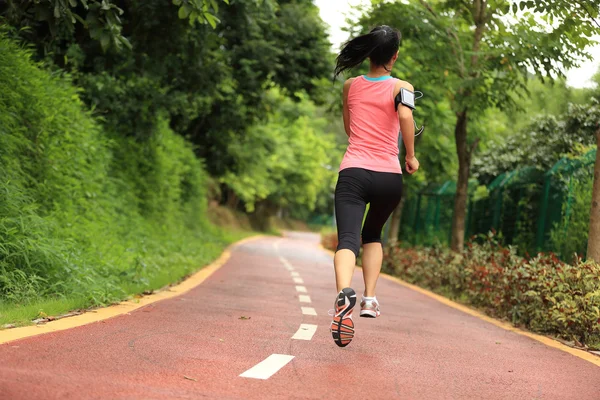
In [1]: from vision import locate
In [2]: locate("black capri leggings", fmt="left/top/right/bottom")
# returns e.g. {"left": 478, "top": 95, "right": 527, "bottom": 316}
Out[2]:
{"left": 335, "top": 168, "right": 403, "bottom": 257}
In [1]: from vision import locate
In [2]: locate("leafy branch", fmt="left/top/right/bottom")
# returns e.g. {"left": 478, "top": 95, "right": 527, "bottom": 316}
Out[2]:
{"left": 417, "top": 0, "right": 466, "bottom": 78}
{"left": 575, "top": 0, "right": 600, "bottom": 29}
{"left": 2, "top": 0, "right": 230, "bottom": 53}
{"left": 172, "top": 0, "right": 230, "bottom": 29}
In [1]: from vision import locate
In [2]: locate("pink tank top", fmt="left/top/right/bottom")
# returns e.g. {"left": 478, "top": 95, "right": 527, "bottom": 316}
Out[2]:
{"left": 339, "top": 75, "right": 402, "bottom": 174}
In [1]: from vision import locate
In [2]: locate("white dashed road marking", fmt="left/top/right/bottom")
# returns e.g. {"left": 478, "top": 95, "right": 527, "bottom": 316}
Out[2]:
{"left": 299, "top": 295, "right": 311, "bottom": 303}
{"left": 239, "top": 354, "right": 295, "bottom": 379}
{"left": 291, "top": 324, "right": 318, "bottom": 340}
{"left": 241, "top": 239, "right": 319, "bottom": 381}
{"left": 301, "top": 307, "right": 317, "bottom": 316}
{"left": 279, "top": 256, "right": 294, "bottom": 271}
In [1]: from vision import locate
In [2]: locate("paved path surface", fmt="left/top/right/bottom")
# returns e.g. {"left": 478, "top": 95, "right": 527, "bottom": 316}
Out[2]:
{"left": 1, "top": 233, "right": 599, "bottom": 400}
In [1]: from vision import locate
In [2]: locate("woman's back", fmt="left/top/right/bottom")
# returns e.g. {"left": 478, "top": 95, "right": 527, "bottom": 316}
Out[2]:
{"left": 340, "top": 75, "right": 401, "bottom": 174}
{"left": 329, "top": 24, "right": 419, "bottom": 348}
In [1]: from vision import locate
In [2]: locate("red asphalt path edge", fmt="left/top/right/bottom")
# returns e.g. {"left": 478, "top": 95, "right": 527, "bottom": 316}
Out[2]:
{"left": 1, "top": 233, "right": 599, "bottom": 400}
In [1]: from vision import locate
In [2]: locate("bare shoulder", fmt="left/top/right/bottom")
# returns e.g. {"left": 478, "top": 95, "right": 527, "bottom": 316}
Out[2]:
{"left": 395, "top": 79, "right": 414, "bottom": 90}
{"left": 394, "top": 79, "right": 414, "bottom": 96}
{"left": 343, "top": 77, "right": 356, "bottom": 92}
{"left": 342, "top": 78, "right": 357, "bottom": 100}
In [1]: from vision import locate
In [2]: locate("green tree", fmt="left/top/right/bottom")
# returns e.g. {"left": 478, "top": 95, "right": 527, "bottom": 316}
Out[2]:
{"left": 2, "top": 0, "right": 337, "bottom": 223}
{"left": 1, "top": 0, "right": 228, "bottom": 52}
{"left": 189, "top": 0, "right": 331, "bottom": 176}
{"left": 585, "top": 67, "right": 600, "bottom": 262}
{"left": 269, "top": 0, "right": 333, "bottom": 102}
{"left": 221, "top": 88, "right": 336, "bottom": 228}
{"left": 361, "top": 0, "right": 600, "bottom": 251}
{"left": 473, "top": 103, "right": 600, "bottom": 183}
{"left": 509, "top": 78, "right": 590, "bottom": 132}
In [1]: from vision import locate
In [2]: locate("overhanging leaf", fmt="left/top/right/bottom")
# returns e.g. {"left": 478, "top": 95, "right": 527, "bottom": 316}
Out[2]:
{"left": 204, "top": 12, "right": 219, "bottom": 29}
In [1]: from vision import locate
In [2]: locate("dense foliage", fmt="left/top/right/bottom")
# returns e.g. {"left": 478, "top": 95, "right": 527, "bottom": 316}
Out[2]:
{"left": 0, "top": 0, "right": 228, "bottom": 52}
{"left": 473, "top": 102, "right": 600, "bottom": 184}
{"left": 2, "top": 0, "right": 335, "bottom": 217}
{"left": 0, "top": 0, "right": 339, "bottom": 323}
{"left": 549, "top": 162, "right": 596, "bottom": 261}
{"left": 221, "top": 89, "right": 336, "bottom": 215}
{"left": 381, "top": 236, "right": 600, "bottom": 347}
{"left": 466, "top": 98, "right": 598, "bottom": 260}
{"left": 0, "top": 33, "right": 234, "bottom": 322}
{"left": 357, "top": 0, "right": 600, "bottom": 250}
{"left": 3, "top": 0, "right": 599, "bottom": 331}
{"left": 321, "top": 232, "right": 600, "bottom": 347}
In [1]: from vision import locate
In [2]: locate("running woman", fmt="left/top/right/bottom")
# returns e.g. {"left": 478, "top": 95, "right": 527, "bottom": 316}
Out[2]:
{"left": 329, "top": 25, "right": 419, "bottom": 347}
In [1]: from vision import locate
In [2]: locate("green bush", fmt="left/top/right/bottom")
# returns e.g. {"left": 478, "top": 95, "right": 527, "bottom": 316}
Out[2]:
{"left": 221, "top": 88, "right": 336, "bottom": 213}
{"left": 0, "top": 32, "right": 233, "bottom": 323}
{"left": 380, "top": 234, "right": 600, "bottom": 347}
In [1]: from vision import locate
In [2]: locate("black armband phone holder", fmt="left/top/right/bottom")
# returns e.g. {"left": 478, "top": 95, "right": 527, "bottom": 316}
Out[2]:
{"left": 395, "top": 88, "right": 425, "bottom": 137}
{"left": 395, "top": 88, "right": 416, "bottom": 110}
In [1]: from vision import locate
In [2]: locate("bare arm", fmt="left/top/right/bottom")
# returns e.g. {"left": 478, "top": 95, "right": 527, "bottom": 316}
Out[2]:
{"left": 342, "top": 78, "right": 355, "bottom": 137}
{"left": 394, "top": 80, "right": 420, "bottom": 174}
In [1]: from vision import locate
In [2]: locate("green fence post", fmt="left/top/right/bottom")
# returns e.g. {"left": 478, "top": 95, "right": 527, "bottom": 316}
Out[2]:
{"left": 513, "top": 187, "right": 524, "bottom": 243}
{"left": 536, "top": 176, "right": 551, "bottom": 251}
{"left": 413, "top": 194, "right": 422, "bottom": 245}
{"left": 434, "top": 197, "right": 441, "bottom": 231}
{"left": 425, "top": 196, "right": 435, "bottom": 242}
{"left": 492, "top": 189, "right": 503, "bottom": 230}
{"left": 563, "top": 176, "right": 574, "bottom": 233}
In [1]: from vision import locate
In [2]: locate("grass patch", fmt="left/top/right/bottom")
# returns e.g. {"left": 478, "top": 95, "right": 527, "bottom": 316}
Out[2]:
{"left": 1, "top": 229, "right": 254, "bottom": 327}
{"left": 0, "top": 297, "right": 89, "bottom": 327}
{"left": 0, "top": 35, "right": 258, "bottom": 328}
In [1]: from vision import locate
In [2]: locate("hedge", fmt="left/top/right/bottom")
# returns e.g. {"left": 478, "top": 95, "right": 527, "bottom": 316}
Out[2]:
{"left": 321, "top": 232, "right": 600, "bottom": 347}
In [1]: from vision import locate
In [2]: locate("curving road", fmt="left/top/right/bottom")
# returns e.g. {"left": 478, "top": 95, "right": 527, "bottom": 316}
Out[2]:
{"left": 0, "top": 233, "right": 599, "bottom": 399}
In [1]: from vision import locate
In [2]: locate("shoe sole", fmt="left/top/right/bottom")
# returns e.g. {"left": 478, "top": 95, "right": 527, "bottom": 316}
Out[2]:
{"left": 330, "top": 288, "right": 356, "bottom": 347}
{"left": 359, "top": 310, "right": 378, "bottom": 318}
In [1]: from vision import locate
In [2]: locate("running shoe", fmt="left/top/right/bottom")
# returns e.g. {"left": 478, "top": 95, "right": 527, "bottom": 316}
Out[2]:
{"left": 329, "top": 287, "right": 356, "bottom": 347}
{"left": 360, "top": 296, "right": 381, "bottom": 318}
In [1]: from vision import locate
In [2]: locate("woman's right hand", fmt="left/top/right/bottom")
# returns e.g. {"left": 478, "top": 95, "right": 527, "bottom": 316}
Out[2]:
{"left": 405, "top": 156, "right": 420, "bottom": 174}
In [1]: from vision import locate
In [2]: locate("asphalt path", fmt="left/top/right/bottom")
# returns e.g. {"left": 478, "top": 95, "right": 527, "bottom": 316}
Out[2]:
{"left": 1, "top": 233, "right": 598, "bottom": 399}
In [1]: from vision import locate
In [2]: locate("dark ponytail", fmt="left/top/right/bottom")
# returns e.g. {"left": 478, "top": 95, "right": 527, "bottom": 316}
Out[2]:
{"left": 334, "top": 25, "right": 401, "bottom": 79}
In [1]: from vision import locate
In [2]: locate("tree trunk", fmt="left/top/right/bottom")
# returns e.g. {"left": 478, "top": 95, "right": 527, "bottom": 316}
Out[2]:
{"left": 387, "top": 197, "right": 406, "bottom": 247}
{"left": 250, "top": 200, "right": 277, "bottom": 232}
{"left": 450, "top": 110, "right": 470, "bottom": 251}
{"left": 587, "top": 127, "right": 600, "bottom": 262}
{"left": 226, "top": 189, "right": 239, "bottom": 210}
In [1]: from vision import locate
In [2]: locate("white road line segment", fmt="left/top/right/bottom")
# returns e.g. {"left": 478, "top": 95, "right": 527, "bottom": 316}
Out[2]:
{"left": 301, "top": 307, "right": 317, "bottom": 316}
{"left": 291, "top": 324, "right": 318, "bottom": 340}
{"left": 299, "top": 295, "right": 311, "bottom": 303}
{"left": 279, "top": 256, "right": 294, "bottom": 271}
{"left": 239, "top": 354, "right": 295, "bottom": 379}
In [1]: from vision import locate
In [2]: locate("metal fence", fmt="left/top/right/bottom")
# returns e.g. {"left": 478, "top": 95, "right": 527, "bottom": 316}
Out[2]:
{"left": 398, "top": 149, "right": 597, "bottom": 258}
